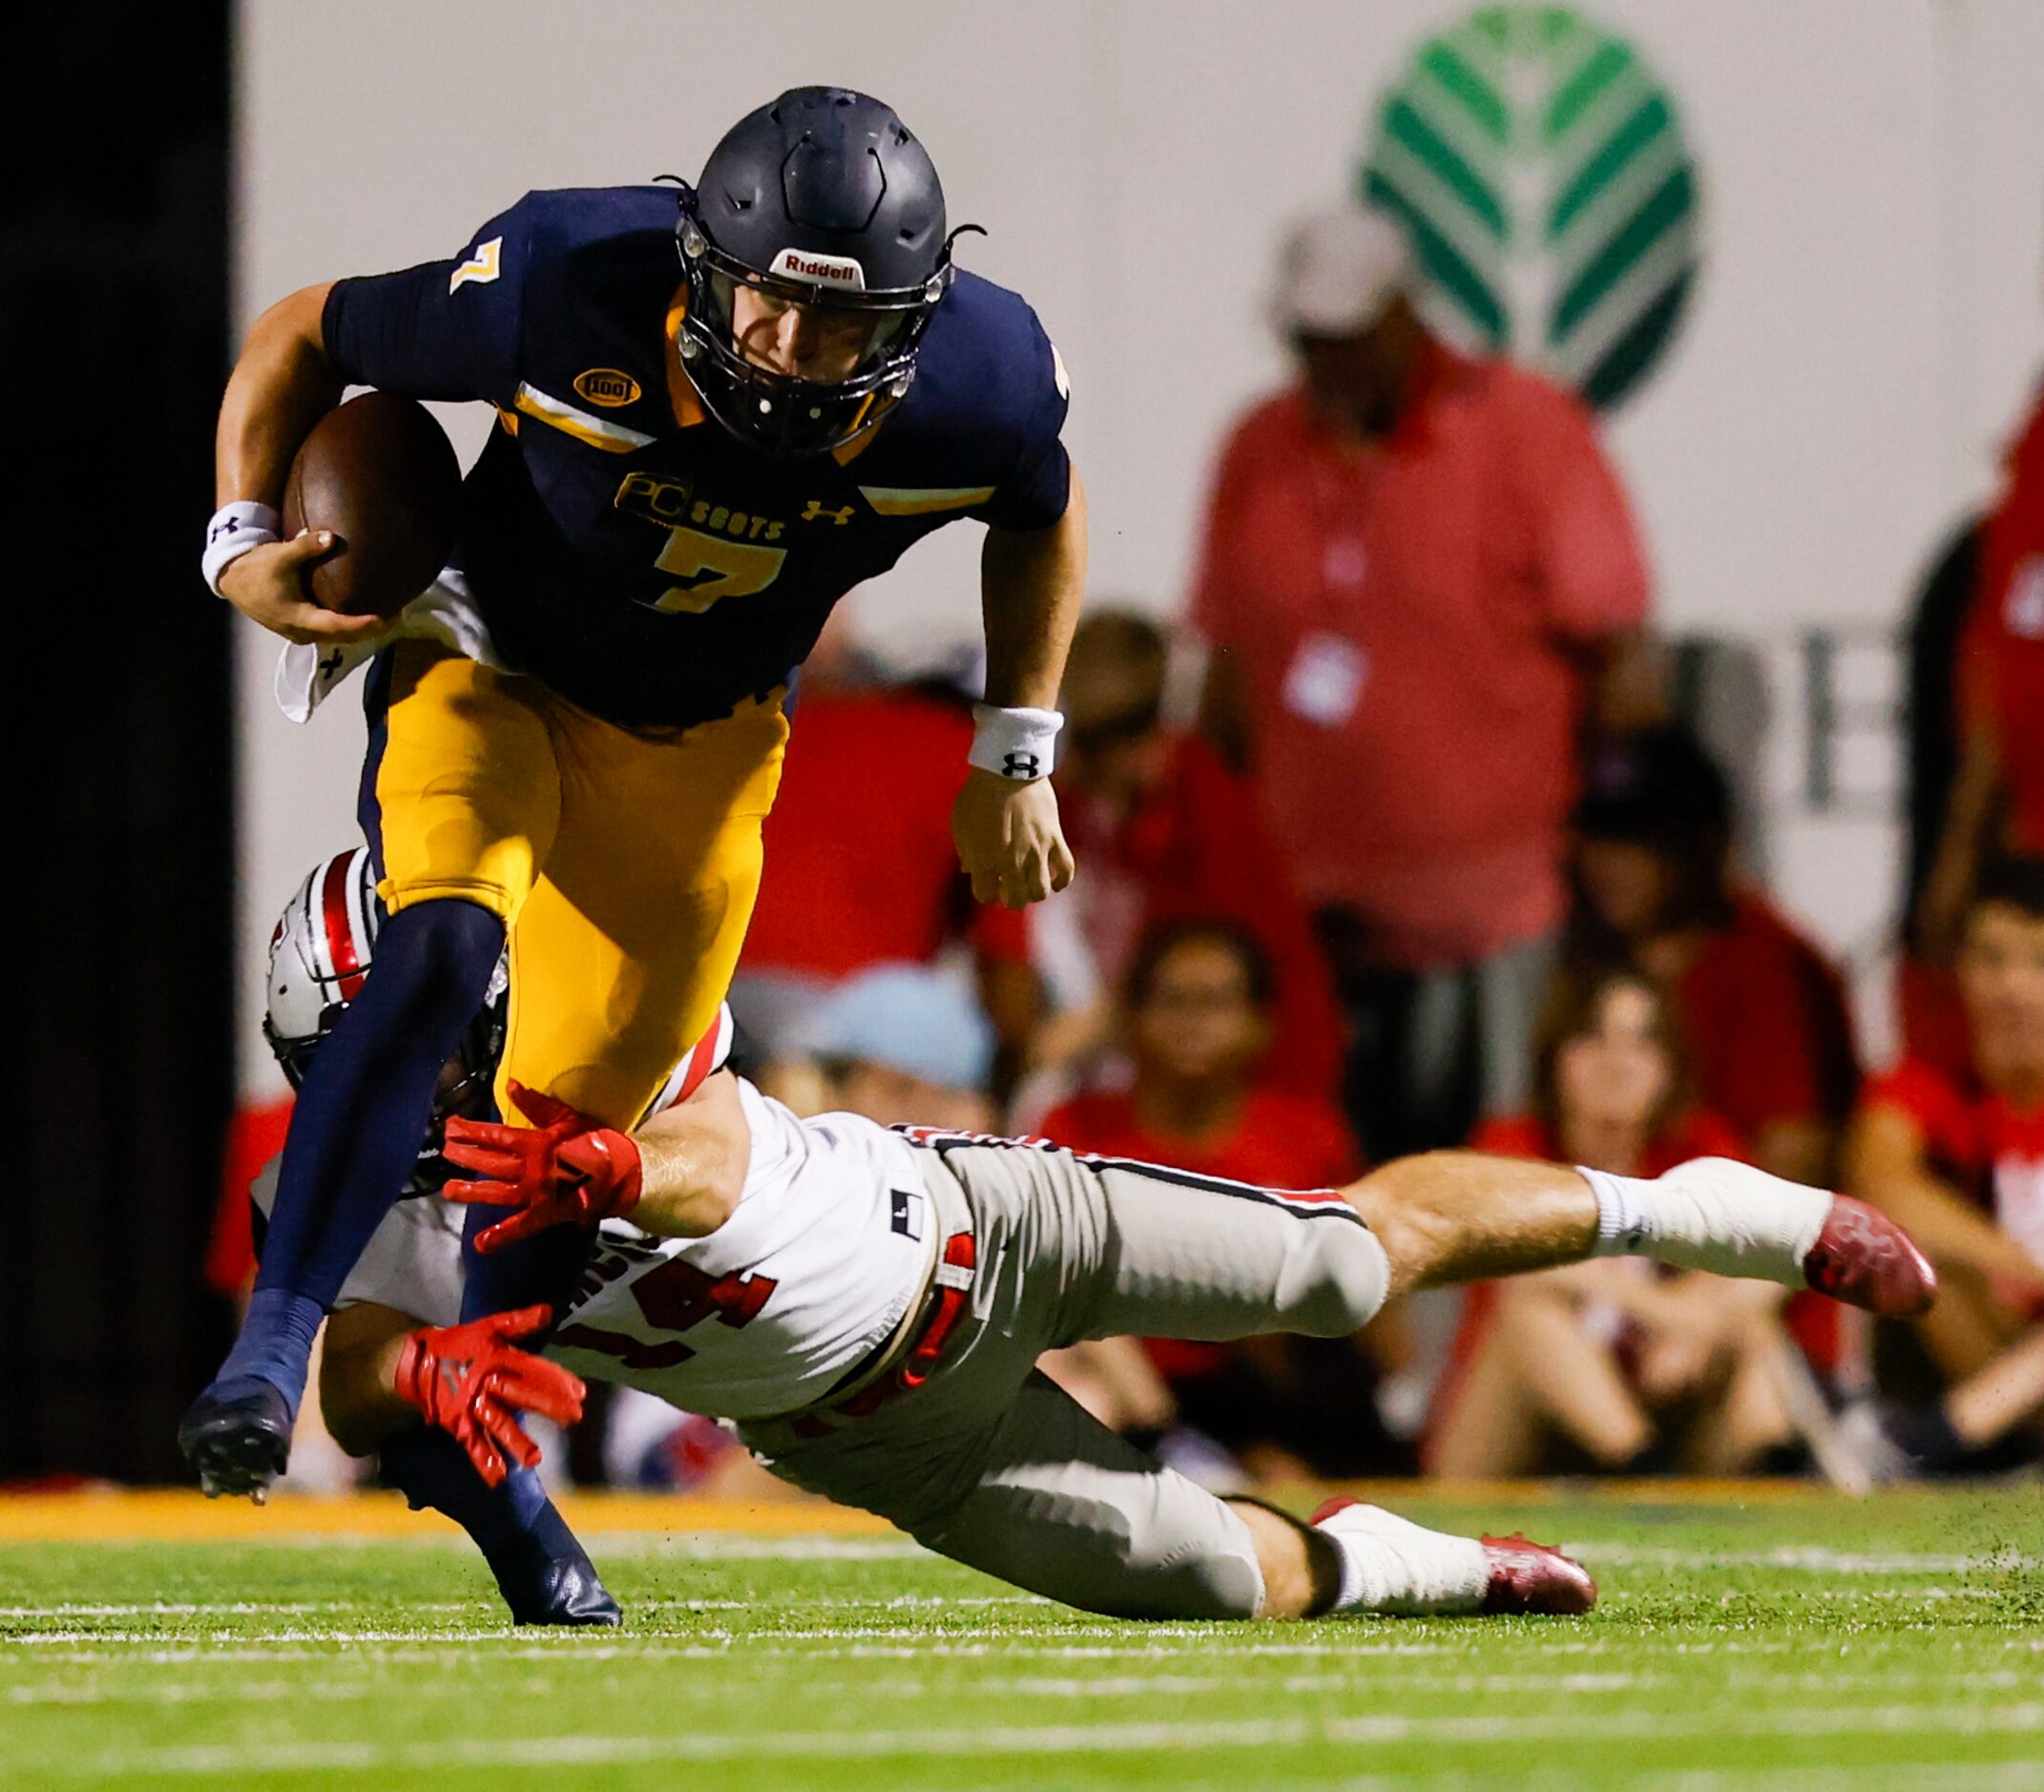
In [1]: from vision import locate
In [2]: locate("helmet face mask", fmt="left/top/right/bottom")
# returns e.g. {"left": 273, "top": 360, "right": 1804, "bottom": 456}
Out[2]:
{"left": 675, "top": 87, "right": 970, "bottom": 457}
{"left": 263, "top": 848, "right": 508, "bottom": 1197}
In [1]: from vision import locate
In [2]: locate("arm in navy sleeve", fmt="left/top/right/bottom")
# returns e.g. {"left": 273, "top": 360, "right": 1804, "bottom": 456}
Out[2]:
{"left": 971, "top": 303, "right": 1073, "bottom": 531}
{"left": 320, "top": 201, "right": 531, "bottom": 405}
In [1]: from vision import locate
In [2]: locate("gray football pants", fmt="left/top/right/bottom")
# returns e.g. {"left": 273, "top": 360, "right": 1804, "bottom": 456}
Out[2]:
{"left": 738, "top": 1137, "right": 1391, "bottom": 1621}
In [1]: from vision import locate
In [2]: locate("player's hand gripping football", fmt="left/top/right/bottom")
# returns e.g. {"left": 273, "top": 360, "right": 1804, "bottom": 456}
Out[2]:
{"left": 952, "top": 768, "right": 1077, "bottom": 910}
{"left": 442, "top": 1081, "right": 643, "bottom": 1253}
{"left": 392, "top": 1305, "right": 586, "bottom": 1488}
{"left": 217, "top": 531, "right": 391, "bottom": 645}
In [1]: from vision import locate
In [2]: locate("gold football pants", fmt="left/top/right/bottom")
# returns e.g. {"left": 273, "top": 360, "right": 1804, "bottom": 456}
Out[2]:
{"left": 360, "top": 642, "right": 786, "bottom": 1129}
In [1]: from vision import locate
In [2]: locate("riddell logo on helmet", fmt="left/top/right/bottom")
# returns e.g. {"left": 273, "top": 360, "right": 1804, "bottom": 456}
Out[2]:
{"left": 769, "top": 247, "right": 866, "bottom": 290}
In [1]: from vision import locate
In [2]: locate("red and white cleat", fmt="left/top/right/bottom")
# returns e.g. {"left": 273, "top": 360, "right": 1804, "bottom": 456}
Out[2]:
{"left": 1802, "top": 1195, "right": 1937, "bottom": 1319}
{"left": 1309, "top": 1498, "right": 1597, "bottom": 1617}
{"left": 1477, "top": 1533, "right": 1598, "bottom": 1615}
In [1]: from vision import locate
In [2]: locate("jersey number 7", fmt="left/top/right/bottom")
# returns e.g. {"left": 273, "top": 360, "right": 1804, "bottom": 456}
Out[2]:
{"left": 652, "top": 527, "right": 787, "bottom": 615}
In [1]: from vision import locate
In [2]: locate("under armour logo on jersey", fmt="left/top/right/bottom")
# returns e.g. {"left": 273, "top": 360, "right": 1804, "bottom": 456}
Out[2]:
{"left": 801, "top": 499, "right": 854, "bottom": 525}
{"left": 1002, "top": 751, "right": 1042, "bottom": 780}
{"left": 889, "top": 1188, "right": 925, "bottom": 1241}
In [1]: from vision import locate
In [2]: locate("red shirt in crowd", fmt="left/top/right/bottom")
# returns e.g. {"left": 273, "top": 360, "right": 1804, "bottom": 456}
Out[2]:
{"left": 1959, "top": 389, "right": 2044, "bottom": 852}
{"left": 1057, "top": 731, "right": 1344, "bottom": 1096}
{"left": 1191, "top": 344, "right": 1651, "bottom": 968}
{"left": 1674, "top": 890, "right": 1860, "bottom": 1144}
{"left": 1040, "top": 1086, "right": 1361, "bottom": 1379}
{"left": 743, "top": 688, "right": 1026, "bottom": 976}
{"left": 1857, "top": 1058, "right": 2044, "bottom": 1267}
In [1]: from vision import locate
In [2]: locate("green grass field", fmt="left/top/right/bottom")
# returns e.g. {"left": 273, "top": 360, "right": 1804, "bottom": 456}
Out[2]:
{"left": 3, "top": 1488, "right": 2039, "bottom": 1791}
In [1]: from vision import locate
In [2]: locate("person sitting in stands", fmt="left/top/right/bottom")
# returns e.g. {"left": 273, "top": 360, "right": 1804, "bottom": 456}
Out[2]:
{"left": 1429, "top": 966, "right": 1822, "bottom": 1478}
{"left": 1039, "top": 919, "right": 1407, "bottom": 1478}
{"left": 1040, "top": 608, "right": 1343, "bottom": 1100}
{"left": 1572, "top": 723, "right": 1859, "bottom": 1185}
{"left": 1842, "top": 856, "right": 2044, "bottom": 1477}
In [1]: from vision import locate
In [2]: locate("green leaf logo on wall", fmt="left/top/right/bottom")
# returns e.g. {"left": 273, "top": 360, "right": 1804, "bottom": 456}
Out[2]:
{"left": 1361, "top": 4, "right": 1700, "bottom": 408}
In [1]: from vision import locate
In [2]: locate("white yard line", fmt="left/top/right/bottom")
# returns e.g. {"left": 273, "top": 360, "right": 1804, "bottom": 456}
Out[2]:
{"left": 12, "top": 1631, "right": 2043, "bottom": 1671}
{"left": 1568, "top": 1544, "right": 2039, "bottom": 1573}
{"left": 38, "top": 1701, "right": 2044, "bottom": 1778}
{"left": 9, "top": 1663, "right": 2028, "bottom": 1710}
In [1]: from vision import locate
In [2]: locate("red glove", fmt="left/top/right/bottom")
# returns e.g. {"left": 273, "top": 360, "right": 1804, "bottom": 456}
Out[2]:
{"left": 442, "top": 1080, "right": 643, "bottom": 1254}
{"left": 392, "top": 1305, "right": 586, "bottom": 1488}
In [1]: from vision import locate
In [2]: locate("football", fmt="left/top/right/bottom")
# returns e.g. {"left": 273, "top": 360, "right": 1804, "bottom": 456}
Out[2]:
{"left": 281, "top": 391, "right": 463, "bottom": 617}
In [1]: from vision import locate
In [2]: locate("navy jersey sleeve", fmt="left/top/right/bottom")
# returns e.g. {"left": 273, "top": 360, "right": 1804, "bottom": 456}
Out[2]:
{"left": 320, "top": 198, "right": 533, "bottom": 406}
{"left": 970, "top": 298, "right": 1073, "bottom": 531}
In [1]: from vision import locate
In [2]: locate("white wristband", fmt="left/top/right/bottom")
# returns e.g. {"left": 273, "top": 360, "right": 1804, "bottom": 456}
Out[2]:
{"left": 203, "top": 501, "right": 282, "bottom": 596}
{"left": 969, "top": 703, "right": 1063, "bottom": 781}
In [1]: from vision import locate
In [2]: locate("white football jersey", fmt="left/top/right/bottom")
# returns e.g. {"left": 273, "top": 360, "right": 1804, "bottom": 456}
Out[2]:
{"left": 252, "top": 1076, "right": 937, "bottom": 1422}
{"left": 549, "top": 1081, "right": 935, "bottom": 1419}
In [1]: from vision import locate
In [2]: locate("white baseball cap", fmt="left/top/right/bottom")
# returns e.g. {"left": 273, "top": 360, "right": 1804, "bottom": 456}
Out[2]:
{"left": 1269, "top": 205, "right": 1413, "bottom": 338}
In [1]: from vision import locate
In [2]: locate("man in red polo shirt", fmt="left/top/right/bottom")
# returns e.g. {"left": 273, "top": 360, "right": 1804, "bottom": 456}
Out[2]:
{"left": 1193, "top": 206, "right": 1658, "bottom": 1162}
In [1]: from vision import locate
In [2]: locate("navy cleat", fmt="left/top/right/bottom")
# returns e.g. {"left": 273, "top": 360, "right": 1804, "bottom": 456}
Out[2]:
{"left": 177, "top": 1381, "right": 294, "bottom": 1502}
{"left": 490, "top": 1537, "right": 624, "bottom": 1627}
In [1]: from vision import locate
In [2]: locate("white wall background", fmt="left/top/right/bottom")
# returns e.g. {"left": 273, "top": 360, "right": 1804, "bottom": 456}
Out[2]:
{"left": 234, "top": 0, "right": 2044, "bottom": 1091}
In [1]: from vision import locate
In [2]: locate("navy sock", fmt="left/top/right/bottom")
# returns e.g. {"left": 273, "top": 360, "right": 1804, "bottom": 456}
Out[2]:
{"left": 460, "top": 1199, "right": 594, "bottom": 1328}
{"left": 381, "top": 1429, "right": 592, "bottom": 1574}
{"left": 209, "top": 1289, "right": 328, "bottom": 1412}
{"left": 219, "top": 899, "right": 505, "bottom": 1413}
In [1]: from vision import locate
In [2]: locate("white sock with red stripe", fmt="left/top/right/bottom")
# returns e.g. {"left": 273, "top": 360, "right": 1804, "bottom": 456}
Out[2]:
{"left": 1578, "top": 1157, "right": 1828, "bottom": 1286}
{"left": 1313, "top": 1502, "right": 1488, "bottom": 1616}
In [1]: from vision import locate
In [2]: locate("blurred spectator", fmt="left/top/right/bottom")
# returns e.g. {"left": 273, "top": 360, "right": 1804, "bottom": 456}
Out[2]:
{"left": 1429, "top": 968, "right": 1816, "bottom": 1477}
{"left": 1919, "top": 386, "right": 2044, "bottom": 961}
{"left": 769, "top": 961, "right": 1001, "bottom": 1134}
{"left": 1844, "top": 857, "right": 2044, "bottom": 1474}
{"left": 1192, "top": 204, "right": 1658, "bottom": 1162}
{"left": 733, "top": 638, "right": 1033, "bottom": 1066}
{"left": 1038, "top": 919, "right": 1409, "bottom": 1477}
{"left": 1572, "top": 723, "right": 1859, "bottom": 1185}
{"left": 1895, "top": 517, "right": 1991, "bottom": 1078}
{"left": 1040, "top": 607, "right": 1343, "bottom": 1098}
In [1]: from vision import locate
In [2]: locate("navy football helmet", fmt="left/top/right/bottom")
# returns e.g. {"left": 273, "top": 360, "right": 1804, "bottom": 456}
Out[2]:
{"left": 677, "top": 87, "right": 972, "bottom": 457}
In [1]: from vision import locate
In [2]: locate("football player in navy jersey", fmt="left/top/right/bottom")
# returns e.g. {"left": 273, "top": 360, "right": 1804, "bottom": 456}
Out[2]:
{"left": 184, "top": 91, "right": 1085, "bottom": 1605}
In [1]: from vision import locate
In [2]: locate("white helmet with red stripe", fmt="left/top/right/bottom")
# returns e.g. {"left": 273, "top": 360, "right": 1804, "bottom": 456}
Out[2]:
{"left": 262, "top": 845, "right": 511, "bottom": 1191}
{"left": 263, "top": 844, "right": 734, "bottom": 1148}
{"left": 263, "top": 846, "right": 384, "bottom": 1084}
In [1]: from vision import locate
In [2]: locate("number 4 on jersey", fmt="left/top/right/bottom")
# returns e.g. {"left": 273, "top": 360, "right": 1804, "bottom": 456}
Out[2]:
{"left": 552, "top": 1259, "right": 778, "bottom": 1372}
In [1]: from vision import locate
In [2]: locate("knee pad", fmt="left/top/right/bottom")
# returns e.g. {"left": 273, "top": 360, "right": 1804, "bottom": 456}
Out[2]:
{"left": 1285, "top": 1221, "right": 1393, "bottom": 1338}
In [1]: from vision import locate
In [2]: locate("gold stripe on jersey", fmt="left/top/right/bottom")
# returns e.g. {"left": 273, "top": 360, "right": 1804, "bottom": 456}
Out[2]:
{"left": 512, "top": 382, "right": 658, "bottom": 453}
{"left": 858, "top": 484, "right": 997, "bottom": 516}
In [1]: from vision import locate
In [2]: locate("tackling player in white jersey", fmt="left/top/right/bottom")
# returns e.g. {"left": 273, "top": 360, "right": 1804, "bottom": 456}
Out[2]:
{"left": 261, "top": 854, "right": 1939, "bottom": 1625}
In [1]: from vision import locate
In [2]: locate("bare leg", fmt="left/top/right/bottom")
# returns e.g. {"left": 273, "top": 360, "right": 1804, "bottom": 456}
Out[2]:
{"left": 1946, "top": 1326, "right": 2044, "bottom": 1449}
{"left": 1426, "top": 1326, "right": 1551, "bottom": 1478}
{"left": 1232, "top": 1499, "right": 1338, "bottom": 1619}
{"left": 1680, "top": 1326, "right": 1794, "bottom": 1474}
{"left": 1492, "top": 1281, "right": 1654, "bottom": 1467}
{"left": 1343, "top": 1153, "right": 1598, "bottom": 1295}
{"left": 1915, "top": 1266, "right": 2025, "bottom": 1383}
